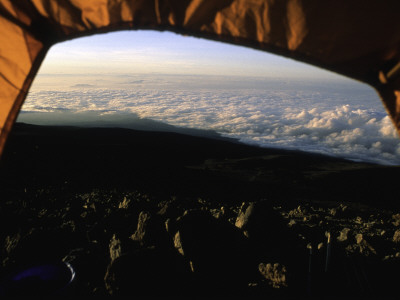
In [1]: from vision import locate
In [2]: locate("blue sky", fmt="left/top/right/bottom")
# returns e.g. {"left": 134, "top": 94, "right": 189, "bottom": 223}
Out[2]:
{"left": 40, "top": 30, "right": 343, "bottom": 80}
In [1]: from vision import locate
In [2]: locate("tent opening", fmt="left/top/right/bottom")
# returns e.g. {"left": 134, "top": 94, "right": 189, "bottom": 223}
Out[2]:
{"left": 17, "top": 30, "right": 400, "bottom": 166}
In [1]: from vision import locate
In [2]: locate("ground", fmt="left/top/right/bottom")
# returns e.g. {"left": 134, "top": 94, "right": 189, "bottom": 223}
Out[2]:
{"left": 0, "top": 123, "right": 400, "bottom": 298}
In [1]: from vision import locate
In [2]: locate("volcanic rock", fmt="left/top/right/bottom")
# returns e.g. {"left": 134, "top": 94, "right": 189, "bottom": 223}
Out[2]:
{"left": 234, "top": 200, "right": 299, "bottom": 253}
{"left": 392, "top": 214, "right": 400, "bottom": 226}
{"left": 172, "top": 209, "right": 254, "bottom": 294}
{"left": 130, "top": 211, "right": 151, "bottom": 243}
{"left": 104, "top": 246, "right": 193, "bottom": 296}
{"left": 109, "top": 234, "right": 121, "bottom": 262}
{"left": 337, "top": 228, "right": 351, "bottom": 242}
{"left": 258, "top": 263, "right": 288, "bottom": 288}
{"left": 130, "top": 211, "right": 170, "bottom": 248}
{"left": 393, "top": 229, "right": 400, "bottom": 243}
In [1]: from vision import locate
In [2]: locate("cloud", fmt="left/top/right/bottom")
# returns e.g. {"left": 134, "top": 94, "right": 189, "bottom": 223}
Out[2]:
{"left": 19, "top": 75, "right": 400, "bottom": 165}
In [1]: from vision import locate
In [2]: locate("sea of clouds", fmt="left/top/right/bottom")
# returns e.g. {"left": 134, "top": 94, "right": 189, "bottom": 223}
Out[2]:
{"left": 19, "top": 74, "right": 400, "bottom": 165}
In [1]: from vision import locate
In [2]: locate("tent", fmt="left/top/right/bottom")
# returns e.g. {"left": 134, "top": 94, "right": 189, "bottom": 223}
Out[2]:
{"left": 1, "top": 0, "right": 400, "bottom": 156}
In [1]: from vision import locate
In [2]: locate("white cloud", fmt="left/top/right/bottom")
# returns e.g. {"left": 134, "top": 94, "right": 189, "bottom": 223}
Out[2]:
{"left": 19, "top": 75, "right": 400, "bottom": 165}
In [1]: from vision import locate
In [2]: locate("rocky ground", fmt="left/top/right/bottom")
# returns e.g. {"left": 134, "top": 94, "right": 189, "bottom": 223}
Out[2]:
{"left": 1, "top": 123, "right": 400, "bottom": 298}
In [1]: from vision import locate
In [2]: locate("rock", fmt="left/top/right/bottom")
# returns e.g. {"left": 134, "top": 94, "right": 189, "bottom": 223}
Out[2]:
{"left": 392, "top": 214, "right": 400, "bottom": 226}
{"left": 333, "top": 204, "right": 349, "bottom": 218}
{"left": 103, "top": 210, "right": 138, "bottom": 237}
{"left": 117, "top": 197, "right": 130, "bottom": 209}
{"left": 157, "top": 199, "right": 182, "bottom": 220}
{"left": 235, "top": 202, "right": 255, "bottom": 229}
{"left": 164, "top": 218, "right": 171, "bottom": 233}
{"left": 355, "top": 233, "right": 363, "bottom": 244}
{"left": 345, "top": 233, "right": 376, "bottom": 256}
{"left": 172, "top": 209, "right": 253, "bottom": 294}
{"left": 328, "top": 208, "right": 337, "bottom": 216}
{"left": 130, "top": 211, "right": 170, "bottom": 248}
{"left": 287, "top": 205, "right": 307, "bottom": 218}
{"left": 104, "top": 247, "right": 193, "bottom": 297}
{"left": 355, "top": 216, "right": 363, "bottom": 224}
{"left": 393, "top": 230, "right": 400, "bottom": 243}
{"left": 4, "top": 233, "right": 21, "bottom": 255}
{"left": 233, "top": 200, "right": 303, "bottom": 274}
{"left": 258, "top": 263, "right": 288, "bottom": 288}
{"left": 109, "top": 234, "right": 121, "bottom": 262}
{"left": 337, "top": 228, "right": 351, "bottom": 242}
{"left": 360, "top": 241, "right": 376, "bottom": 255}
{"left": 209, "top": 208, "right": 224, "bottom": 219}
{"left": 235, "top": 201, "right": 292, "bottom": 242}
{"left": 173, "top": 231, "right": 184, "bottom": 255}
{"left": 130, "top": 211, "right": 151, "bottom": 243}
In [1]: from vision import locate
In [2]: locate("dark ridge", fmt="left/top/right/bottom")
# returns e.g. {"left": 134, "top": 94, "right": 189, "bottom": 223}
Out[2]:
{"left": 1, "top": 122, "right": 398, "bottom": 208}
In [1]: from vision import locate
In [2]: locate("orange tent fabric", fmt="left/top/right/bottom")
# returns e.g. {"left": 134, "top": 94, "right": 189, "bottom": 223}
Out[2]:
{"left": 1, "top": 0, "right": 400, "bottom": 155}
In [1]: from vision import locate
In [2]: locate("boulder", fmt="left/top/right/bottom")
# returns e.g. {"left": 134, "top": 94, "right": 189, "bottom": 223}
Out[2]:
{"left": 130, "top": 211, "right": 151, "bottom": 243}
{"left": 235, "top": 202, "right": 255, "bottom": 230}
{"left": 172, "top": 209, "right": 254, "bottom": 294}
{"left": 258, "top": 262, "right": 288, "bottom": 288}
{"left": 234, "top": 201, "right": 298, "bottom": 250}
{"left": 109, "top": 234, "right": 121, "bottom": 262}
{"left": 130, "top": 211, "right": 170, "bottom": 248}
{"left": 393, "top": 230, "right": 400, "bottom": 243}
{"left": 104, "top": 246, "right": 193, "bottom": 296}
{"left": 337, "top": 228, "right": 351, "bottom": 242}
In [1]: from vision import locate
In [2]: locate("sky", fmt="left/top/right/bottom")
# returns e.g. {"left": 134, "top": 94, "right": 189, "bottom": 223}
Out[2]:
{"left": 38, "top": 30, "right": 342, "bottom": 79}
{"left": 20, "top": 30, "right": 400, "bottom": 165}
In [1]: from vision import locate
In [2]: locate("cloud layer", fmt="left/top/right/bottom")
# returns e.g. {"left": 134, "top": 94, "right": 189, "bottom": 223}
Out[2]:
{"left": 20, "top": 75, "right": 400, "bottom": 165}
